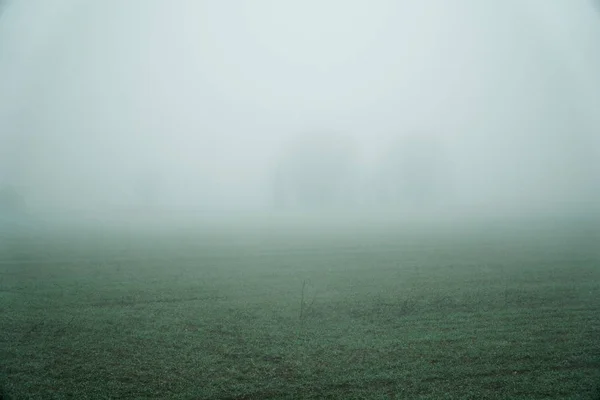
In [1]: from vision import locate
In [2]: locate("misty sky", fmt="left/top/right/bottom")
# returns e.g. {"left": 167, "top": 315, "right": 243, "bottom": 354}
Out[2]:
{"left": 1, "top": 0, "right": 599, "bottom": 217}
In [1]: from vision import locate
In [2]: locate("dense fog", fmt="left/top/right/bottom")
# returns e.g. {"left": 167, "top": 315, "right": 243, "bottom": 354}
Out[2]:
{"left": 1, "top": 1, "right": 599, "bottom": 226}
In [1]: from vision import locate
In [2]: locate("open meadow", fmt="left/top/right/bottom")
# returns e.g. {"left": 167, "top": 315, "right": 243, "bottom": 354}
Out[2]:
{"left": 1, "top": 216, "right": 599, "bottom": 399}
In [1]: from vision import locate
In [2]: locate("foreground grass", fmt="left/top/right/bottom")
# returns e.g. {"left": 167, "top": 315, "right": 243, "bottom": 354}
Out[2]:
{"left": 1, "top": 219, "right": 599, "bottom": 399}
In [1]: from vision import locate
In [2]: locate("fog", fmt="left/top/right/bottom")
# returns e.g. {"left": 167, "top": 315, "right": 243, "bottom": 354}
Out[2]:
{"left": 1, "top": 0, "right": 599, "bottom": 227}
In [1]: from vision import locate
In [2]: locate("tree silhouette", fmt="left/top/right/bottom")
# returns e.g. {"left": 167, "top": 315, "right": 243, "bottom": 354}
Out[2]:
{"left": 0, "top": 184, "right": 26, "bottom": 216}
{"left": 272, "top": 132, "right": 357, "bottom": 210}
{"left": 375, "top": 134, "right": 450, "bottom": 209}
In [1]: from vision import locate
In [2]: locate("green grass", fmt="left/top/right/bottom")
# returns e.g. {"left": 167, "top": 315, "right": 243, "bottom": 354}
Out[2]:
{"left": 1, "top": 218, "right": 599, "bottom": 399}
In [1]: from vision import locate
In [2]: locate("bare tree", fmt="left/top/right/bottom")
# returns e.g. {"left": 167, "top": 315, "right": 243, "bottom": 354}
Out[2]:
{"left": 375, "top": 134, "right": 451, "bottom": 209}
{"left": 272, "top": 132, "right": 358, "bottom": 210}
{"left": 0, "top": 184, "right": 26, "bottom": 216}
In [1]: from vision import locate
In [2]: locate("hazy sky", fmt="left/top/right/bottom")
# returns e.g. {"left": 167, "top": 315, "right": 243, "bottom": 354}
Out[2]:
{"left": 1, "top": 1, "right": 599, "bottom": 217}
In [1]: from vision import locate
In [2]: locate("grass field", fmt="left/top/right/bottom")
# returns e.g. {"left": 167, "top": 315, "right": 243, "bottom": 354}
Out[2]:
{"left": 1, "top": 216, "right": 599, "bottom": 399}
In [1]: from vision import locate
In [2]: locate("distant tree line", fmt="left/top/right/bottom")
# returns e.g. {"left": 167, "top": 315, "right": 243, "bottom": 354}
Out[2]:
{"left": 0, "top": 184, "right": 26, "bottom": 216}
{"left": 271, "top": 131, "right": 451, "bottom": 211}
